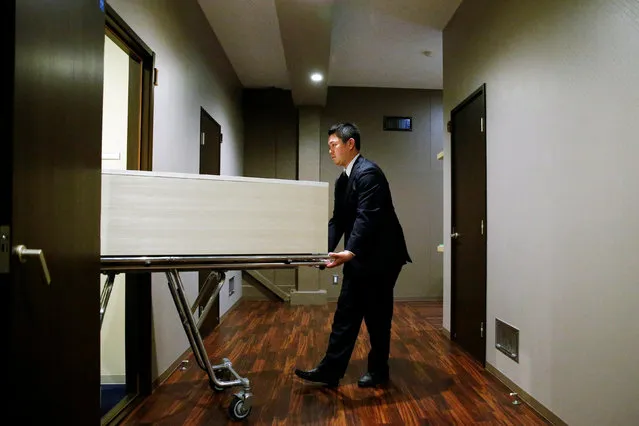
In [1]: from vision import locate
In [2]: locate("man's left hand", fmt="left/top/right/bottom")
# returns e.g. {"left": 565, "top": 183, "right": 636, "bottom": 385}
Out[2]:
{"left": 325, "top": 250, "right": 355, "bottom": 268}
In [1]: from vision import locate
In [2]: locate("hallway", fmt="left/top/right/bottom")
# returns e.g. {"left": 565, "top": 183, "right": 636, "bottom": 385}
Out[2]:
{"left": 122, "top": 301, "right": 548, "bottom": 425}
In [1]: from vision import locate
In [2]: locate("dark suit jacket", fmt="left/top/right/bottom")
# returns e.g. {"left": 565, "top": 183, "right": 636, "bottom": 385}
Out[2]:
{"left": 328, "top": 155, "right": 411, "bottom": 279}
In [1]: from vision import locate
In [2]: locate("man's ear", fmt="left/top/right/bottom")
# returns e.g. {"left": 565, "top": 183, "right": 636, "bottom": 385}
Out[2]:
{"left": 347, "top": 138, "right": 355, "bottom": 149}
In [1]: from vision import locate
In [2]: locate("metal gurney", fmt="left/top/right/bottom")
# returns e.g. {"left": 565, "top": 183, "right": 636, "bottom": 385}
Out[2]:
{"left": 99, "top": 253, "right": 328, "bottom": 421}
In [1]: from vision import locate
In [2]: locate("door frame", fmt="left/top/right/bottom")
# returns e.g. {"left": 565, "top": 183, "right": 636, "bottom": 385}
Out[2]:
{"left": 102, "top": 5, "right": 155, "bottom": 425}
{"left": 450, "top": 83, "right": 488, "bottom": 366}
{"left": 105, "top": 3, "right": 155, "bottom": 171}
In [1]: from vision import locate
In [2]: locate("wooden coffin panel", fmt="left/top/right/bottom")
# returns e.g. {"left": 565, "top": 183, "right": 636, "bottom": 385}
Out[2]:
{"left": 101, "top": 170, "right": 329, "bottom": 256}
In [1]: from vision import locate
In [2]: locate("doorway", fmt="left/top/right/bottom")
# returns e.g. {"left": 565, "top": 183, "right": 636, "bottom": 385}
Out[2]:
{"left": 198, "top": 108, "right": 222, "bottom": 337}
{"left": 450, "top": 84, "right": 488, "bottom": 366}
{"left": 100, "top": 4, "right": 155, "bottom": 424}
{"left": 104, "top": 4, "right": 155, "bottom": 171}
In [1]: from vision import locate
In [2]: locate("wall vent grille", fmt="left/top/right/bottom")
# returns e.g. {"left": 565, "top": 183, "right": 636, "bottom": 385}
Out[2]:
{"left": 495, "top": 318, "right": 519, "bottom": 363}
{"left": 228, "top": 276, "right": 235, "bottom": 297}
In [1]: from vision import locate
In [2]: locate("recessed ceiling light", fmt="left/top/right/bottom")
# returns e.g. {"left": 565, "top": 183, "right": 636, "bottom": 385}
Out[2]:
{"left": 310, "top": 72, "right": 323, "bottom": 83}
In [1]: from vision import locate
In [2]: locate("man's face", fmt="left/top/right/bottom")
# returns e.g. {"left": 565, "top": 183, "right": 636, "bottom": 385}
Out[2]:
{"left": 328, "top": 134, "right": 354, "bottom": 168}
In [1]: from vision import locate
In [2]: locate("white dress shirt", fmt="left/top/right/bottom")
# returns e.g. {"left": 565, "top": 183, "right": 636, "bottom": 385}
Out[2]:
{"left": 344, "top": 153, "right": 360, "bottom": 177}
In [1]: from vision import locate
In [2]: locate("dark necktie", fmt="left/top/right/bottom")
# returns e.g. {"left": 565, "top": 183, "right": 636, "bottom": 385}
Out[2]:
{"left": 333, "top": 172, "right": 348, "bottom": 209}
{"left": 335, "top": 171, "right": 348, "bottom": 196}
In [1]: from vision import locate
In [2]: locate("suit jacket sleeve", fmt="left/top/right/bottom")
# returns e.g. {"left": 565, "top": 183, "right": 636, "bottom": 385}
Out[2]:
{"left": 328, "top": 183, "right": 344, "bottom": 252}
{"left": 344, "top": 168, "right": 386, "bottom": 256}
{"left": 328, "top": 216, "right": 343, "bottom": 253}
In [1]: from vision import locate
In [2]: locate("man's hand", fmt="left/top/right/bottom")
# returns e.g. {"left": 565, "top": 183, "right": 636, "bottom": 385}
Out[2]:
{"left": 325, "top": 250, "right": 355, "bottom": 268}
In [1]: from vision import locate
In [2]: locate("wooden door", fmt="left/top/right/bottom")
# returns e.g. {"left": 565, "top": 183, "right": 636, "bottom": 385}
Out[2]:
{"left": 450, "top": 84, "right": 488, "bottom": 365}
{"left": 0, "top": 0, "right": 104, "bottom": 422}
{"left": 198, "top": 108, "right": 222, "bottom": 336}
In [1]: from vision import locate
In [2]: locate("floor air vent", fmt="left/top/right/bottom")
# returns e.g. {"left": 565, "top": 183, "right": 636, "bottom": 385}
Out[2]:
{"left": 495, "top": 318, "right": 519, "bottom": 363}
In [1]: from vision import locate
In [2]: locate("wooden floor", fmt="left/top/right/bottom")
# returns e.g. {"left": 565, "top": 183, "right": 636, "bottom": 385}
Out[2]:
{"left": 121, "top": 301, "right": 549, "bottom": 425}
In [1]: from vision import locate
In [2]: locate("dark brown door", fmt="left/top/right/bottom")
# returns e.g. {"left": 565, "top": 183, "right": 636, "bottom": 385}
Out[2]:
{"left": 0, "top": 0, "right": 104, "bottom": 422}
{"left": 450, "top": 84, "right": 488, "bottom": 365}
{"left": 198, "top": 108, "right": 222, "bottom": 336}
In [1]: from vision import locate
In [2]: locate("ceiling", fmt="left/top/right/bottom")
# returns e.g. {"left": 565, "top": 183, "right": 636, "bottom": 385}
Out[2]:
{"left": 198, "top": 0, "right": 462, "bottom": 106}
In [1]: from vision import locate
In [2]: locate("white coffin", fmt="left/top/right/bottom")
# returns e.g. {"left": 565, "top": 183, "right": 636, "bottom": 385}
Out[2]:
{"left": 100, "top": 170, "right": 329, "bottom": 256}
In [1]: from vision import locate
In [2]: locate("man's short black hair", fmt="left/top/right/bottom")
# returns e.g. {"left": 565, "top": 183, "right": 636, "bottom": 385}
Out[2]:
{"left": 328, "top": 122, "right": 361, "bottom": 151}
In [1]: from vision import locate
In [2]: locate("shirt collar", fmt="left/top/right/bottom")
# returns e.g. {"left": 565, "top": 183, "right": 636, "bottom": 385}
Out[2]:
{"left": 344, "top": 153, "right": 360, "bottom": 177}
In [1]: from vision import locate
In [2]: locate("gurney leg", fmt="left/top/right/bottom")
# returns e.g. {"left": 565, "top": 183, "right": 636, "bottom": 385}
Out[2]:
{"left": 190, "top": 271, "right": 225, "bottom": 321}
{"left": 166, "top": 271, "right": 209, "bottom": 372}
{"left": 99, "top": 272, "right": 117, "bottom": 330}
{"left": 166, "top": 269, "right": 253, "bottom": 420}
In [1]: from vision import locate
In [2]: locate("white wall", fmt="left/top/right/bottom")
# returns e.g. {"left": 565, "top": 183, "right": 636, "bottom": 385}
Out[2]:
{"left": 107, "top": 0, "right": 244, "bottom": 380}
{"left": 443, "top": 0, "right": 639, "bottom": 424}
{"left": 100, "top": 35, "right": 129, "bottom": 383}
{"left": 101, "top": 35, "right": 129, "bottom": 171}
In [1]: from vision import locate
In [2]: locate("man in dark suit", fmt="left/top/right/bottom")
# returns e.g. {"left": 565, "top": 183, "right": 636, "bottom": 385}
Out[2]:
{"left": 295, "top": 122, "right": 411, "bottom": 388}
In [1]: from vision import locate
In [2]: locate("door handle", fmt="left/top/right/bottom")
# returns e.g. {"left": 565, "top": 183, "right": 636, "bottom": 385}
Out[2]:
{"left": 451, "top": 232, "right": 460, "bottom": 239}
{"left": 13, "top": 245, "right": 51, "bottom": 285}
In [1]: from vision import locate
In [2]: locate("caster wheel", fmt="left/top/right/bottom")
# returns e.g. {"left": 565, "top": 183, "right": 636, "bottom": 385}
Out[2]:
{"left": 228, "top": 395, "right": 252, "bottom": 421}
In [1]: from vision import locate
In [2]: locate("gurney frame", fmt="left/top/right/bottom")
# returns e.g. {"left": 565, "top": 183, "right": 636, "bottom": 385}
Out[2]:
{"left": 99, "top": 254, "right": 328, "bottom": 421}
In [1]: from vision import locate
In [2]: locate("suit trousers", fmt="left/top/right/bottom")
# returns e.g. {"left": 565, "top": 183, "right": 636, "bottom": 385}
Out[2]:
{"left": 318, "top": 264, "right": 403, "bottom": 378}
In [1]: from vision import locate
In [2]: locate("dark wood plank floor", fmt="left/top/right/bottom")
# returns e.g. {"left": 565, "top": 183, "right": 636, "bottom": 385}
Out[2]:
{"left": 121, "top": 301, "right": 549, "bottom": 425}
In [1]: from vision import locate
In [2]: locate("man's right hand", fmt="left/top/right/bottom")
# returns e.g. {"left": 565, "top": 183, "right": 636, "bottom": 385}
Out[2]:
{"left": 325, "top": 250, "right": 355, "bottom": 268}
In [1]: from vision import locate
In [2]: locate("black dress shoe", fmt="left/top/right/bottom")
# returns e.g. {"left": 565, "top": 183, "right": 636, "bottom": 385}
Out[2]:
{"left": 358, "top": 372, "right": 389, "bottom": 388}
{"left": 294, "top": 368, "right": 339, "bottom": 387}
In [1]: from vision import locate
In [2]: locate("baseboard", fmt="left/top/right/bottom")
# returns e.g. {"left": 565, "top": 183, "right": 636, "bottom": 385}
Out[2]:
{"left": 441, "top": 328, "right": 451, "bottom": 339}
{"left": 290, "top": 289, "right": 327, "bottom": 305}
{"left": 394, "top": 297, "right": 443, "bottom": 302}
{"left": 101, "top": 374, "right": 126, "bottom": 385}
{"left": 220, "top": 296, "right": 242, "bottom": 322}
{"left": 152, "top": 346, "right": 192, "bottom": 390}
{"left": 485, "top": 362, "right": 567, "bottom": 426}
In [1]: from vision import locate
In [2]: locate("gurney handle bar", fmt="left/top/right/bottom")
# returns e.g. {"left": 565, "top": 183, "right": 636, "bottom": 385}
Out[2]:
{"left": 102, "top": 254, "right": 329, "bottom": 264}
{"left": 101, "top": 261, "right": 327, "bottom": 272}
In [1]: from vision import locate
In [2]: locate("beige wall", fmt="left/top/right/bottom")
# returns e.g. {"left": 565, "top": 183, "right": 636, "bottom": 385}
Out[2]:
{"left": 241, "top": 87, "right": 444, "bottom": 300}
{"left": 242, "top": 88, "right": 298, "bottom": 298}
{"left": 443, "top": 0, "right": 639, "bottom": 424}
{"left": 320, "top": 87, "right": 444, "bottom": 300}
{"left": 243, "top": 88, "right": 297, "bottom": 181}
{"left": 107, "top": 0, "right": 244, "bottom": 382}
